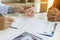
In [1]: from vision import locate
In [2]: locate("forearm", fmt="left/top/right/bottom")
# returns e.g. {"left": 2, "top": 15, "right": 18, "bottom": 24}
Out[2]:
{"left": 8, "top": 6, "right": 20, "bottom": 13}
{"left": 8, "top": 6, "right": 24, "bottom": 13}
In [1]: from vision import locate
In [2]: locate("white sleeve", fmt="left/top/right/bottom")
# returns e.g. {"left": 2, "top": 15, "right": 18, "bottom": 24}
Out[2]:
{"left": 0, "top": 3, "right": 10, "bottom": 14}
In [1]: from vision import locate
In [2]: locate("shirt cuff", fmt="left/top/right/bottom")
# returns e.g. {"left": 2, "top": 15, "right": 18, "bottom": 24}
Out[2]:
{"left": 8, "top": 6, "right": 14, "bottom": 14}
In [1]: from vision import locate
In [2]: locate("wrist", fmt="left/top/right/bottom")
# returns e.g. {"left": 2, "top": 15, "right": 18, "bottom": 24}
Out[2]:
{"left": 13, "top": 6, "right": 18, "bottom": 12}
{"left": 8, "top": 6, "right": 14, "bottom": 13}
{"left": 13, "top": 6, "right": 24, "bottom": 13}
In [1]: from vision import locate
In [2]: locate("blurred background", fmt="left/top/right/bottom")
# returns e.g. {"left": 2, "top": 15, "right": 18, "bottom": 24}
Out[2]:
{"left": 2, "top": 0, "right": 54, "bottom": 13}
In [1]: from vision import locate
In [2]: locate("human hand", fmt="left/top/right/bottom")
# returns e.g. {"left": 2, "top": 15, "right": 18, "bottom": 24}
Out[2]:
{"left": 25, "top": 7, "right": 35, "bottom": 17}
{"left": 47, "top": 7, "right": 60, "bottom": 21}
{"left": 0, "top": 16, "right": 14, "bottom": 30}
{"left": 14, "top": 6, "right": 35, "bottom": 17}
{"left": 23, "top": 6, "right": 35, "bottom": 16}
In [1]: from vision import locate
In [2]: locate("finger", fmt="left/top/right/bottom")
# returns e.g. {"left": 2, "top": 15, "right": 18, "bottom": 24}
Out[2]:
{"left": 6, "top": 17, "right": 14, "bottom": 22}
{"left": 48, "top": 18, "right": 55, "bottom": 21}
{"left": 26, "top": 6, "right": 32, "bottom": 9}
{"left": 55, "top": 13, "right": 60, "bottom": 17}
{"left": 26, "top": 7, "right": 34, "bottom": 12}
{"left": 47, "top": 14, "right": 56, "bottom": 18}
{"left": 26, "top": 11, "right": 33, "bottom": 16}
{"left": 47, "top": 13, "right": 56, "bottom": 16}
{"left": 17, "top": 7, "right": 25, "bottom": 13}
{"left": 48, "top": 16, "right": 55, "bottom": 21}
{"left": 5, "top": 21, "right": 12, "bottom": 27}
{"left": 47, "top": 16, "right": 55, "bottom": 20}
{"left": 7, "top": 22, "right": 12, "bottom": 25}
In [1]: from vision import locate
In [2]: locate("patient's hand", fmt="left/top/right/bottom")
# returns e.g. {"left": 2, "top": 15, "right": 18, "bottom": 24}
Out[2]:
{"left": 47, "top": 7, "right": 60, "bottom": 21}
{"left": 26, "top": 7, "right": 35, "bottom": 17}
{"left": 0, "top": 16, "right": 14, "bottom": 30}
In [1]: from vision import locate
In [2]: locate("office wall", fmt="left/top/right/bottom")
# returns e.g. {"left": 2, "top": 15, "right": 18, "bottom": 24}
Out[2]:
{"left": 2, "top": 0, "right": 13, "bottom": 2}
{"left": 2, "top": 0, "right": 21, "bottom": 2}
{"left": 48, "top": 0, "right": 54, "bottom": 8}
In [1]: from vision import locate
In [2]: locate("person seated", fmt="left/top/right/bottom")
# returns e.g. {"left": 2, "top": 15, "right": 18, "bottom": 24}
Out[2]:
{"left": 0, "top": 0, "right": 34, "bottom": 30}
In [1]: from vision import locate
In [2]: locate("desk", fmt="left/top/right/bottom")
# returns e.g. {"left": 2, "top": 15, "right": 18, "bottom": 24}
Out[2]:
{"left": 0, "top": 13, "right": 60, "bottom": 40}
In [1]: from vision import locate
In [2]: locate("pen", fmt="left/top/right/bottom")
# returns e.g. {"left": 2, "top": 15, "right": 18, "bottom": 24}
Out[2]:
{"left": 9, "top": 26, "right": 18, "bottom": 29}
{"left": 38, "top": 23, "right": 57, "bottom": 37}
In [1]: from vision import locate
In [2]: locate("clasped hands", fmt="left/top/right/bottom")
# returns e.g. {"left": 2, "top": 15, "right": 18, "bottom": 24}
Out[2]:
{"left": 47, "top": 7, "right": 60, "bottom": 21}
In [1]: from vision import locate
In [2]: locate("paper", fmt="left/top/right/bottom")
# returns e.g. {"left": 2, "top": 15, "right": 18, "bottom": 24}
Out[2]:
{"left": 13, "top": 32, "right": 43, "bottom": 40}
{"left": 11, "top": 17, "right": 56, "bottom": 35}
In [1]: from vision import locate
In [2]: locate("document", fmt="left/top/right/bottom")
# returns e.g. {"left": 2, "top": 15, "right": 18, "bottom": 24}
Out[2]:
{"left": 13, "top": 32, "right": 43, "bottom": 40}
{"left": 11, "top": 17, "right": 57, "bottom": 36}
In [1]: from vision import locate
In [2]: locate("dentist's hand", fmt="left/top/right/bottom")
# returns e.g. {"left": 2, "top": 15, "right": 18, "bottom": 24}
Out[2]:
{"left": 0, "top": 16, "right": 14, "bottom": 30}
{"left": 25, "top": 7, "right": 35, "bottom": 17}
{"left": 13, "top": 6, "right": 35, "bottom": 16}
{"left": 13, "top": 6, "right": 25, "bottom": 13}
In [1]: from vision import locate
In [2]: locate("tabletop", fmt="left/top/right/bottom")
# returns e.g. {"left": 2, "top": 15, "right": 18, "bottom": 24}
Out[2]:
{"left": 0, "top": 12, "right": 60, "bottom": 40}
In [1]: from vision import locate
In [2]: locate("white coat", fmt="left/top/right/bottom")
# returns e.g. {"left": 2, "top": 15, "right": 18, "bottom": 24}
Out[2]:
{"left": 0, "top": 0, "right": 10, "bottom": 14}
